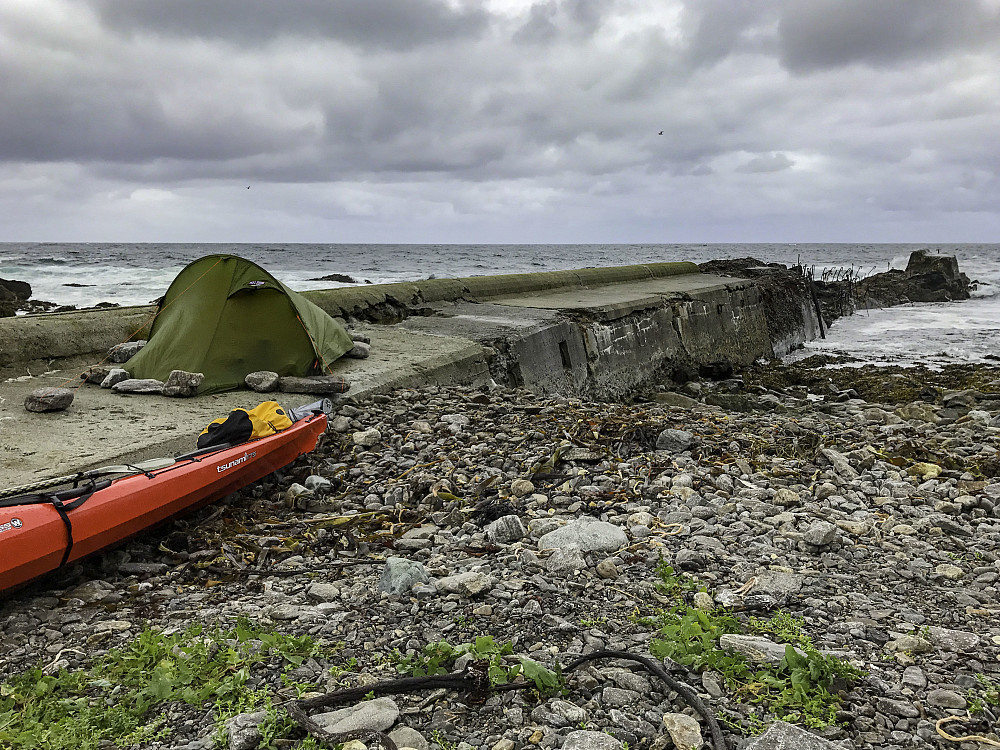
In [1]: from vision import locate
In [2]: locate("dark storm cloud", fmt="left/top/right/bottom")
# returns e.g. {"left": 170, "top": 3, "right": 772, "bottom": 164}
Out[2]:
{"left": 778, "top": 0, "right": 1000, "bottom": 72}
{"left": 93, "top": 0, "right": 489, "bottom": 50}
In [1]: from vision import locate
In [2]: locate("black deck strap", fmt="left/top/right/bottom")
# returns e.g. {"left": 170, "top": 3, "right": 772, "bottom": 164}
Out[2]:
{"left": 0, "top": 480, "right": 111, "bottom": 567}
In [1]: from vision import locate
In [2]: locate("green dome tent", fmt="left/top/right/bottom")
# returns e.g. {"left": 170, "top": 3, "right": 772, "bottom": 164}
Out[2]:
{"left": 126, "top": 254, "right": 354, "bottom": 395}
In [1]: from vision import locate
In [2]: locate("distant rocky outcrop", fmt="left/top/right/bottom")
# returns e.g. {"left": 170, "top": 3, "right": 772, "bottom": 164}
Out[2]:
{"left": 0, "top": 278, "right": 31, "bottom": 317}
{"left": 309, "top": 273, "right": 358, "bottom": 284}
{"left": 854, "top": 249, "right": 972, "bottom": 306}
{"left": 701, "top": 250, "right": 974, "bottom": 343}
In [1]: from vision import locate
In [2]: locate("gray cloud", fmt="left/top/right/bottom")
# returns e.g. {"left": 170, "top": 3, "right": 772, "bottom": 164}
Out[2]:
{"left": 93, "top": 0, "right": 489, "bottom": 50}
{"left": 0, "top": 0, "right": 996, "bottom": 242}
{"left": 778, "top": 0, "right": 1000, "bottom": 72}
{"left": 737, "top": 153, "right": 794, "bottom": 173}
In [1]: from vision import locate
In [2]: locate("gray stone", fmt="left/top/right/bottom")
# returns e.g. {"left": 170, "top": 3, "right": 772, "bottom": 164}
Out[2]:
{"left": 437, "top": 570, "right": 492, "bottom": 597}
{"left": 819, "top": 448, "right": 858, "bottom": 479}
{"left": 561, "top": 730, "right": 623, "bottom": 750}
{"left": 876, "top": 697, "right": 920, "bottom": 718}
{"left": 345, "top": 341, "right": 371, "bottom": 359}
{"left": 661, "top": 713, "right": 703, "bottom": 750}
{"left": 278, "top": 375, "right": 351, "bottom": 395}
{"left": 111, "top": 378, "right": 165, "bottom": 395}
{"left": 329, "top": 415, "right": 352, "bottom": 432}
{"left": 538, "top": 516, "right": 628, "bottom": 553}
{"left": 485, "top": 515, "right": 527, "bottom": 544}
{"left": 163, "top": 369, "right": 204, "bottom": 397}
{"left": 100, "top": 368, "right": 130, "bottom": 388}
{"left": 719, "top": 634, "right": 799, "bottom": 665}
{"left": 545, "top": 544, "right": 587, "bottom": 574}
{"left": 312, "top": 697, "right": 399, "bottom": 735}
{"left": 927, "top": 625, "right": 981, "bottom": 652}
{"left": 803, "top": 520, "right": 838, "bottom": 547}
{"left": 306, "top": 583, "right": 341, "bottom": 602}
{"left": 378, "top": 557, "right": 430, "bottom": 595}
{"left": 655, "top": 428, "right": 695, "bottom": 452}
{"left": 743, "top": 721, "right": 845, "bottom": 749}
{"left": 353, "top": 428, "right": 382, "bottom": 447}
{"left": 226, "top": 711, "right": 268, "bottom": 750}
{"left": 24, "top": 387, "right": 74, "bottom": 412}
{"left": 926, "top": 689, "right": 967, "bottom": 709}
{"left": 654, "top": 392, "right": 699, "bottom": 409}
{"left": 387, "top": 727, "right": 429, "bottom": 750}
{"left": 80, "top": 366, "right": 112, "bottom": 384}
{"left": 245, "top": 371, "right": 280, "bottom": 392}
{"left": 108, "top": 340, "right": 146, "bottom": 363}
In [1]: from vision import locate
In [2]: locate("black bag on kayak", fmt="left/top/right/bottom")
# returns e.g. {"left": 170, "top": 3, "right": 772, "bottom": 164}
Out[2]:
{"left": 197, "top": 402, "right": 293, "bottom": 449}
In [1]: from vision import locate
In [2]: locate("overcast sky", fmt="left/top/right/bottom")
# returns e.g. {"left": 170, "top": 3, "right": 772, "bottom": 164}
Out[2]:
{"left": 1, "top": 0, "right": 998, "bottom": 243}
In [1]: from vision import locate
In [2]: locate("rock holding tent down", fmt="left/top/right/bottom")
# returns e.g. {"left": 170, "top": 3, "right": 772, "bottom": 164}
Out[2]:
{"left": 80, "top": 366, "right": 113, "bottom": 385}
{"left": 346, "top": 341, "right": 370, "bottom": 359}
{"left": 245, "top": 371, "right": 280, "bottom": 393}
{"left": 278, "top": 375, "right": 351, "bottom": 395}
{"left": 108, "top": 340, "right": 146, "bottom": 363}
{"left": 162, "top": 370, "right": 204, "bottom": 397}
{"left": 112, "top": 379, "right": 165, "bottom": 395}
{"left": 100, "top": 368, "right": 130, "bottom": 389}
{"left": 25, "top": 387, "right": 74, "bottom": 412}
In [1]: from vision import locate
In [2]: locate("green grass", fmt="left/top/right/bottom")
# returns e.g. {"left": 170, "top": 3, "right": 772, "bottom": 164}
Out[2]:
{"left": 0, "top": 618, "right": 345, "bottom": 750}
{"left": 646, "top": 560, "right": 863, "bottom": 730}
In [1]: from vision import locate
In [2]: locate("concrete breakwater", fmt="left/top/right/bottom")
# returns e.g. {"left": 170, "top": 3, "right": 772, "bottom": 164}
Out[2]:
{"left": 0, "top": 261, "right": 818, "bottom": 394}
{"left": 1, "top": 260, "right": 824, "bottom": 485}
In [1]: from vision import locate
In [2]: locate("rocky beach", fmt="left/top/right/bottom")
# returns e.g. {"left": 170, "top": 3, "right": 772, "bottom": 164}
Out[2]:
{"left": 2, "top": 355, "right": 999, "bottom": 750}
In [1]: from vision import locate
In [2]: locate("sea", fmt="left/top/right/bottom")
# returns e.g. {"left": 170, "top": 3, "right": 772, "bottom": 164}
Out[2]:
{"left": 1, "top": 243, "right": 998, "bottom": 368}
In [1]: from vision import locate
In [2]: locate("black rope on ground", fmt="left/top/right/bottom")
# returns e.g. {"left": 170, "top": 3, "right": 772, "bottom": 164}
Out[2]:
{"left": 287, "top": 652, "right": 726, "bottom": 750}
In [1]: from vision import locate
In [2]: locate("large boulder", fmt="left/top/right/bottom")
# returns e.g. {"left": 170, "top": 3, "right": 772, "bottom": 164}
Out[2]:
{"left": 902, "top": 249, "right": 971, "bottom": 302}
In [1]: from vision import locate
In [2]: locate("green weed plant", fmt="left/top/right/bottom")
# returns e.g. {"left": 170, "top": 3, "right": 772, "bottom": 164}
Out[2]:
{"left": 394, "top": 635, "right": 563, "bottom": 694}
{"left": 0, "top": 618, "right": 338, "bottom": 750}
{"left": 648, "top": 563, "right": 863, "bottom": 730}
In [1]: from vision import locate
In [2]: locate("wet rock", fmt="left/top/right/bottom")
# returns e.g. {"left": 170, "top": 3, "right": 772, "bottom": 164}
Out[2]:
{"left": 24, "top": 387, "right": 74, "bottom": 412}
{"left": 353, "top": 428, "right": 382, "bottom": 447}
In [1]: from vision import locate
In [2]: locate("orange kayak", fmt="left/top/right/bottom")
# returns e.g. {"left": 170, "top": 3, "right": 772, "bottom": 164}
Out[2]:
{"left": 0, "top": 412, "right": 327, "bottom": 594}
